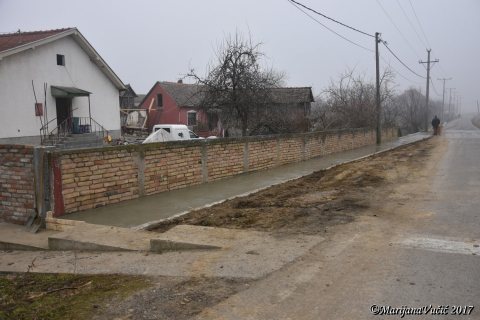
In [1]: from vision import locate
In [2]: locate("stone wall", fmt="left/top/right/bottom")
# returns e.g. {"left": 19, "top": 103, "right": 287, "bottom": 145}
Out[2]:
{"left": 0, "top": 144, "right": 35, "bottom": 224}
{"left": 48, "top": 126, "right": 397, "bottom": 217}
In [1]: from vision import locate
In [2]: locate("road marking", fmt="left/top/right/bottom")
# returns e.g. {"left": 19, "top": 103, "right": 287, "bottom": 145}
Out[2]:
{"left": 395, "top": 236, "right": 480, "bottom": 255}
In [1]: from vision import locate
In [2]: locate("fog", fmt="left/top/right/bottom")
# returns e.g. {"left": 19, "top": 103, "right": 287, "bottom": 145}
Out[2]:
{"left": 1, "top": 0, "right": 479, "bottom": 113}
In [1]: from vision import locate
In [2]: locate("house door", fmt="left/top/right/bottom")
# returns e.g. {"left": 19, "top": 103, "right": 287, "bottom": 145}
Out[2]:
{"left": 55, "top": 98, "right": 72, "bottom": 126}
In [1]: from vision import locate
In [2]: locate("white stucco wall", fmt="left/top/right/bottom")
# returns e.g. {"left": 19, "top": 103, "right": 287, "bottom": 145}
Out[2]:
{"left": 0, "top": 36, "right": 121, "bottom": 141}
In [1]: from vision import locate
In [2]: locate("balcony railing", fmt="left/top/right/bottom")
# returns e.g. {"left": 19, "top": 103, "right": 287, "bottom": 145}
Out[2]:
{"left": 40, "top": 117, "right": 109, "bottom": 146}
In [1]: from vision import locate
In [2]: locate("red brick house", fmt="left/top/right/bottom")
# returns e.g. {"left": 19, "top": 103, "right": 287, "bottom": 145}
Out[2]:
{"left": 139, "top": 81, "right": 314, "bottom": 137}
{"left": 138, "top": 81, "right": 221, "bottom": 137}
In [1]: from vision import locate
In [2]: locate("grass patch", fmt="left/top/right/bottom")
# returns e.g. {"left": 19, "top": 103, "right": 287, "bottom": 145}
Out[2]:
{"left": 0, "top": 272, "right": 150, "bottom": 319}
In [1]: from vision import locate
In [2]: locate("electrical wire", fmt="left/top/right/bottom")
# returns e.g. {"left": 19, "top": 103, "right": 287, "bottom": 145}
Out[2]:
{"left": 408, "top": 0, "right": 432, "bottom": 49}
{"left": 287, "top": 0, "right": 374, "bottom": 53}
{"left": 288, "top": 0, "right": 374, "bottom": 37}
{"left": 379, "top": 54, "right": 423, "bottom": 84}
{"left": 395, "top": 0, "right": 428, "bottom": 49}
{"left": 375, "top": 0, "right": 422, "bottom": 61}
{"left": 381, "top": 41, "right": 426, "bottom": 79}
{"left": 429, "top": 78, "right": 442, "bottom": 96}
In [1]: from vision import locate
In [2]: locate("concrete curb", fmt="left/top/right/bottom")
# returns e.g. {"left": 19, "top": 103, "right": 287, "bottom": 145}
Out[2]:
{"left": 134, "top": 134, "right": 431, "bottom": 231}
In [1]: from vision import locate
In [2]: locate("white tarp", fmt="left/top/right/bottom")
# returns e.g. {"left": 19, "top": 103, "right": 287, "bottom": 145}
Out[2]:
{"left": 142, "top": 129, "right": 174, "bottom": 144}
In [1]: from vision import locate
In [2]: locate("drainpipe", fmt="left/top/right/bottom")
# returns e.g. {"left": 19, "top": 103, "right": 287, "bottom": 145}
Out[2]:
{"left": 88, "top": 95, "right": 92, "bottom": 132}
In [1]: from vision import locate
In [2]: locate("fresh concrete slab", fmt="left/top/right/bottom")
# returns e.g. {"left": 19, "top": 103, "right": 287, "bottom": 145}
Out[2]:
{"left": 0, "top": 223, "right": 59, "bottom": 251}
{"left": 47, "top": 223, "right": 162, "bottom": 252}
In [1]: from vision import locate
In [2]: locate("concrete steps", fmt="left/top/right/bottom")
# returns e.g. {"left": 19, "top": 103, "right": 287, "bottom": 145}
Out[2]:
{"left": 48, "top": 223, "right": 162, "bottom": 252}
{"left": 0, "top": 223, "right": 59, "bottom": 251}
{"left": 56, "top": 133, "right": 109, "bottom": 150}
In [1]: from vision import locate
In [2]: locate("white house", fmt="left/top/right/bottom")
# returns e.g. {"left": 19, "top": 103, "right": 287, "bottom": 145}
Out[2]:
{"left": 0, "top": 28, "right": 125, "bottom": 145}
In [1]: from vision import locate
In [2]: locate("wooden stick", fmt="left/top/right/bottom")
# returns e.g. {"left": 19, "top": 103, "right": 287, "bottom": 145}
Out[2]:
{"left": 28, "top": 280, "right": 93, "bottom": 300}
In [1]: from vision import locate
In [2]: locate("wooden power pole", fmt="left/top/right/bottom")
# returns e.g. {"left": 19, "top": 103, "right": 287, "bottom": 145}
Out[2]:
{"left": 420, "top": 50, "right": 439, "bottom": 131}
{"left": 375, "top": 32, "right": 381, "bottom": 144}
{"left": 438, "top": 78, "right": 451, "bottom": 121}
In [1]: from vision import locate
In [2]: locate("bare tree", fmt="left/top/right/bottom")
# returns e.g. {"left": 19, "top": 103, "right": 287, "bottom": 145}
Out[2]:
{"left": 396, "top": 87, "right": 425, "bottom": 133}
{"left": 317, "top": 67, "right": 397, "bottom": 130}
{"left": 186, "top": 31, "right": 286, "bottom": 136}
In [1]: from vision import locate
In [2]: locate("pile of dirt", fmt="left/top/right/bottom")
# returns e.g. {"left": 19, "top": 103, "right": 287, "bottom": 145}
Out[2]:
{"left": 147, "top": 138, "right": 433, "bottom": 236}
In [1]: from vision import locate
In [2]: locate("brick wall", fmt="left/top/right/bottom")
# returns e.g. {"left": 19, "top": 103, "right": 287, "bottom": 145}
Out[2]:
{"left": 208, "top": 141, "right": 244, "bottom": 181}
{"left": 48, "top": 126, "right": 398, "bottom": 217}
{"left": 248, "top": 138, "right": 277, "bottom": 171}
{"left": 0, "top": 144, "right": 35, "bottom": 224}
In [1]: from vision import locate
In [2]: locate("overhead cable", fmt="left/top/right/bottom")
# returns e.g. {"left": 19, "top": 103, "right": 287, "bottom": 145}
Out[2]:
{"left": 395, "top": 0, "right": 428, "bottom": 49}
{"left": 381, "top": 41, "right": 426, "bottom": 79}
{"left": 288, "top": 0, "right": 374, "bottom": 38}
{"left": 429, "top": 78, "right": 442, "bottom": 96}
{"left": 375, "top": 0, "right": 423, "bottom": 62}
{"left": 408, "top": 0, "right": 432, "bottom": 49}
{"left": 288, "top": 0, "right": 374, "bottom": 53}
{"left": 379, "top": 54, "right": 423, "bottom": 84}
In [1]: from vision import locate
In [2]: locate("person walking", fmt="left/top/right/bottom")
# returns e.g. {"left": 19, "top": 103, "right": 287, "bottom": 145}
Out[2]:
{"left": 432, "top": 115, "right": 441, "bottom": 136}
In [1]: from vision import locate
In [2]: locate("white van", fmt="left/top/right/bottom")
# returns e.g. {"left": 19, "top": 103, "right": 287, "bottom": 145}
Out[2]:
{"left": 143, "top": 125, "right": 202, "bottom": 143}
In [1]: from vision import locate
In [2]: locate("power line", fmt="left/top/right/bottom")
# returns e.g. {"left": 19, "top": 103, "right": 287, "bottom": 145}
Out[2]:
{"left": 429, "top": 78, "right": 442, "bottom": 96}
{"left": 408, "top": 0, "right": 432, "bottom": 49}
{"left": 407, "top": 1, "right": 451, "bottom": 78}
{"left": 375, "top": 0, "right": 422, "bottom": 61}
{"left": 379, "top": 54, "right": 423, "bottom": 84}
{"left": 381, "top": 41, "right": 426, "bottom": 79}
{"left": 395, "top": 0, "right": 428, "bottom": 49}
{"left": 287, "top": 0, "right": 374, "bottom": 53}
{"left": 288, "top": 0, "right": 374, "bottom": 37}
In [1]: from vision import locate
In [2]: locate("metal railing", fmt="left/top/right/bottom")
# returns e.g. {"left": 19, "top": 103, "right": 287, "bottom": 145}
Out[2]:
{"left": 40, "top": 117, "right": 109, "bottom": 146}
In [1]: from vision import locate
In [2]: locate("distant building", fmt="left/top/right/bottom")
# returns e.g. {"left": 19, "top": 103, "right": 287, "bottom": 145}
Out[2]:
{"left": 138, "top": 80, "right": 221, "bottom": 137}
{"left": 0, "top": 28, "right": 125, "bottom": 145}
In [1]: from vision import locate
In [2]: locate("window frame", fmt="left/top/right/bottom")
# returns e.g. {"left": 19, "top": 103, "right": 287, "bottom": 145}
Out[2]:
{"left": 187, "top": 111, "right": 197, "bottom": 126}
{"left": 157, "top": 93, "right": 163, "bottom": 108}
{"left": 56, "top": 54, "right": 65, "bottom": 66}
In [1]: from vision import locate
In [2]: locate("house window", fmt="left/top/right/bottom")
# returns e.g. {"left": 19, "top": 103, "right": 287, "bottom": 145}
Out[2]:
{"left": 188, "top": 111, "right": 197, "bottom": 126}
{"left": 57, "top": 54, "right": 65, "bottom": 66}
{"left": 157, "top": 94, "right": 163, "bottom": 108}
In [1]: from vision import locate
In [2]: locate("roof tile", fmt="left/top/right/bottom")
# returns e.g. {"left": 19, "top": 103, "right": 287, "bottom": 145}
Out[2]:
{"left": 0, "top": 28, "right": 73, "bottom": 53}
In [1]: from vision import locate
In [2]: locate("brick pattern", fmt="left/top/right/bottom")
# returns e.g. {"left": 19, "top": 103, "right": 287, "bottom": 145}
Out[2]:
{"left": 248, "top": 139, "right": 277, "bottom": 171}
{"left": 59, "top": 149, "right": 139, "bottom": 214}
{"left": 50, "top": 126, "right": 398, "bottom": 217}
{"left": 208, "top": 142, "right": 244, "bottom": 181}
{"left": 341, "top": 133, "right": 354, "bottom": 151}
{"left": 145, "top": 145, "right": 203, "bottom": 193}
{"left": 354, "top": 131, "right": 365, "bottom": 148}
{"left": 325, "top": 134, "right": 340, "bottom": 154}
{"left": 279, "top": 138, "right": 303, "bottom": 165}
{"left": 304, "top": 135, "right": 324, "bottom": 160}
{"left": 0, "top": 144, "right": 35, "bottom": 225}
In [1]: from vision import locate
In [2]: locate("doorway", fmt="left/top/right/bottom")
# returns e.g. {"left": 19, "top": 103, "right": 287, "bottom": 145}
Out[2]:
{"left": 55, "top": 98, "right": 72, "bottom": 126}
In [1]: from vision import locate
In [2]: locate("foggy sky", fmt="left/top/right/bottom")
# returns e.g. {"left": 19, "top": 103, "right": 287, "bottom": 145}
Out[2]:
{"left": 1, "top": 0, "right": 479, "bottom": 113}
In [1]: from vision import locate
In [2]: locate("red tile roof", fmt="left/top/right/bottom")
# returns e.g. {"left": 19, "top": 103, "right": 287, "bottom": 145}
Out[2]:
{"left": 0, "top": 28, "right": 73, "bottom": 53}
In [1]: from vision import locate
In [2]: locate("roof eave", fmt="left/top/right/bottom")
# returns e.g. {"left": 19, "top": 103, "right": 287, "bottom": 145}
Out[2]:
{"left": 0, "top": 28, "right": 126, "bottom": 90}
{"left": 0, "top": 29, "right": 75, "bottom": 60}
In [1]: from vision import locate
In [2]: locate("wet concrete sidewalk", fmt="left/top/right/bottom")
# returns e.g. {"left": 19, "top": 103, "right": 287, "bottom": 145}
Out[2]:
{"left": 63, "top": 133, "right": 429, "bottom": 228}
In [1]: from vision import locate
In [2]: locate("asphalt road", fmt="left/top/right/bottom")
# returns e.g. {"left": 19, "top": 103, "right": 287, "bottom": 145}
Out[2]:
{"left": 198, "top": 116, "right": 480, "bottom": 320}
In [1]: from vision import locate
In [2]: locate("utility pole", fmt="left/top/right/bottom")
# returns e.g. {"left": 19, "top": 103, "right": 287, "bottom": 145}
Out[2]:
{"left": 453, "top": 92, "right": 458, "bottom": 116}
{"left": 447, "top": 88, "right": 455, "bottom": 120}
{"left": 375, "top": 32, "right": 382, "bottom": 144}
{"left": 419, "top": 49, "right": 439, "bottom": 131}
{"left": 477, "top": 100, "right": 479, "bottom": 116}
{"left": 438, "top": 78, "right": 451, "bottom": 121}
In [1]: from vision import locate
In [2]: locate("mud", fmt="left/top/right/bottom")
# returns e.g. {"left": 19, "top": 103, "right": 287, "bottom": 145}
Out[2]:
{"left": 147, "top": 139, "right": 433, "bottom": 236}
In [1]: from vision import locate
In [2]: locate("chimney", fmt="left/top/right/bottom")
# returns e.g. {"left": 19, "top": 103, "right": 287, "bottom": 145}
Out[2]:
{"left": 178, "top": 79, "right": 183, "bottom": 83}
